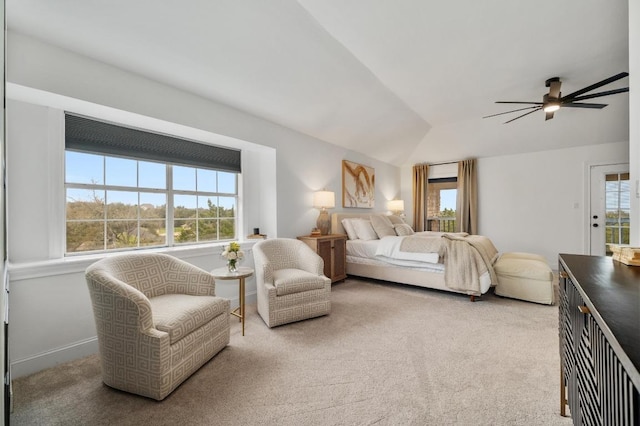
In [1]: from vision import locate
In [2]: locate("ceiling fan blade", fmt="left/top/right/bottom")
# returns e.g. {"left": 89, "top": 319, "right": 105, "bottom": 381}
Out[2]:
{"left": 547, "top": 78, "right": 561, "bottom": 99}
{"left": 568, "top": 87, "right": 629, "bottom": 102}
{"left": 495, "top": 101, "right": 543, "bottom": 105}
{"left": 562, "top": 72, "right": 629, "bottom": 101}
{"left": 545, "top": 111, "right": 555, "bottom": 121}
{"left": 562, "top": 102, "right": 607, "bottom": 109}
{"left": 503, "top": 107, "right": 542, "bottom": 124}
{"left": 483, "top": 105, "right": 540, "bottom": 119}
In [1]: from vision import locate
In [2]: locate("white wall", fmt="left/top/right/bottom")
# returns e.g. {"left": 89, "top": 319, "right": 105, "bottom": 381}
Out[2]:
{"left": 629, "top": 0, "right": 640, "bottom": 246}
{"left": 402, "top": 142, "right": 629, "bottom": 267}
{"left": 478, "top": 142, "right": 628, "bottom": 265}
{"left": 5, "top": 32, "right": 401, "bottom": 377}
{"left": 0, "top": 1, "right": 6, "bottom": 421}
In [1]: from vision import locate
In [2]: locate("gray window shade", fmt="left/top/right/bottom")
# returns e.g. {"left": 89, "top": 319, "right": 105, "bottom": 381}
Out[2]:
{"left": 65, "top": 113, "right": 241, "bottom": 173}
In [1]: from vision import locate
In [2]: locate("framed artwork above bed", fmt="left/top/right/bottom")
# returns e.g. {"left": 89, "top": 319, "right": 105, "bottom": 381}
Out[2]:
{"left": 342, "top": 160, "right": 375, "bottom": 208}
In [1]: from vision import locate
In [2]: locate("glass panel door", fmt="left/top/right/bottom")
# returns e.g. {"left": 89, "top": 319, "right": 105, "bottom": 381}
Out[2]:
{"left": 604, "top": 173, "right": 630, "bottom": 255}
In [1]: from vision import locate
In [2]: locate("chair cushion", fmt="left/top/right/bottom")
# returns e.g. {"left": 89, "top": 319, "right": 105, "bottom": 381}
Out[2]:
{"left": 273, "top": 268, "right": 327, "bottom": 296}
{"left": 150, "top": 294, "right": 228, "bottom": 345}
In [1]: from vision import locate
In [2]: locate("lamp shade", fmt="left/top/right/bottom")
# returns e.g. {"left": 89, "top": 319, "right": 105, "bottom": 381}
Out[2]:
{"left": 387, "top": 199, "right": 404, "bottom": 212}
{"left": 313, "top": 190, "right": 335, "bottom": 209}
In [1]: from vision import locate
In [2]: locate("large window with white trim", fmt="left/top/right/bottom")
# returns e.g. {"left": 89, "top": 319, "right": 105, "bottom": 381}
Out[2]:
{"left": 64, "top": 114, "right": 240, "bottom": 255}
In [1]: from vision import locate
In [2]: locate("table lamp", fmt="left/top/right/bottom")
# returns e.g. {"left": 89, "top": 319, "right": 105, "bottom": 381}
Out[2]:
{"left": 313, "top": 190, "right": 335, "bottom": 235}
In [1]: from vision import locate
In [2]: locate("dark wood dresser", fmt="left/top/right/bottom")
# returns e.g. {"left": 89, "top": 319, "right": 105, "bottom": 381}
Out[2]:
{"left": 559, "top": 254, "right": 640, "bottom": 425}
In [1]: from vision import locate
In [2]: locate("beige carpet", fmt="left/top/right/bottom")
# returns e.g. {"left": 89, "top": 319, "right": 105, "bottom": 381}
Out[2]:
{"left": 11, "top": 278, "right": 572, "bottom": 426}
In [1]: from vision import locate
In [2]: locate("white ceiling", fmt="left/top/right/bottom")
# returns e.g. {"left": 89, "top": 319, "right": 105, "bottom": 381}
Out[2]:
{"left": 7, "top": 0, "right": 630, "bottom": 165}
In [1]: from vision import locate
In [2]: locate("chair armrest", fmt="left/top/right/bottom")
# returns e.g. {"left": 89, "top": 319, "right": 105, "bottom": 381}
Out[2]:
{"left": 86, "top": 270, "right": 155, "bottom": 333}
{"left": 256, "top": 262, "right": 274, "bottom": 286}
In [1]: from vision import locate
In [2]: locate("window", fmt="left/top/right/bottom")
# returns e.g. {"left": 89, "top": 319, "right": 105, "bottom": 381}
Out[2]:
{"left": 64, "top": 114, "right": 241, "bottom": 255}
{"left": 427, "top": 177, "right": 457, "bottom": 232}
{"left": 605, "top": 172, "right": 630, "bottom": 255}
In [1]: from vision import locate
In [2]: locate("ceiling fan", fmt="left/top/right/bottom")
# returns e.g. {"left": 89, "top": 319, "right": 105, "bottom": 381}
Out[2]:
{"left": 484, "top": 72, "right": 629, "bottom": 124}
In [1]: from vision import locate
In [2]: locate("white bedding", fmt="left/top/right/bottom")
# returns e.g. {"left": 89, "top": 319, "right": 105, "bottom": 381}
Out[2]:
{"left": 345, "top": 239, "right": 379, "bottom": 259}
{"left": 336, "top": 213, "right": 495, "bottom": 296}
{"left": 374, "top": 236, "right": 440, "bottom": 264}
{"left": 347, "top": 239, "right": 441, "bottom": 269}
{"left": 346, "top": 254, "right": 445, "bottom": 273}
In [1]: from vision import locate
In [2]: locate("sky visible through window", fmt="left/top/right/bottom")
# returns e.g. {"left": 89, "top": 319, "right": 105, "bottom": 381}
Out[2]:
{"left": 441, "top": 189, "right": 456, "bottom": 210}
{"left": 66, "top": 151, "right": 236, "bottom": 210}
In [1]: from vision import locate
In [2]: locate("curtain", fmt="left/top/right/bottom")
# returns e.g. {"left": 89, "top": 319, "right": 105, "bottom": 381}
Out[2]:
{"left": 456, "top": 159, "right": 477, "bottom": 234}
{"left": 412, "top": 164, "right": 429, "bottom": 231}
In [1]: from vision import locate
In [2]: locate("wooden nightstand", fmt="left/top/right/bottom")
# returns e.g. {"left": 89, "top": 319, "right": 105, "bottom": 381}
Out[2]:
{"left": 297, "top": 234, "right": 347, "bottom": 283}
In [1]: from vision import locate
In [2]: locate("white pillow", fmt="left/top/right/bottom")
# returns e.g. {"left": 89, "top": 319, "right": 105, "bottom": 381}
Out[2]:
{"left": 352, "top": 219, "right": 379, "bottom": 241}
{"left": 394, "top": 223, "right": 415, "bottom": 236}
{"left": 341, "top": 219, "right": 358, "bottom": 240}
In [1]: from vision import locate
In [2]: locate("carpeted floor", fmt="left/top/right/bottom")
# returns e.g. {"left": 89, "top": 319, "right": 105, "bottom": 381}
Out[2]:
{"left": 10, "top": 278, "right": 572, "bottom": 426}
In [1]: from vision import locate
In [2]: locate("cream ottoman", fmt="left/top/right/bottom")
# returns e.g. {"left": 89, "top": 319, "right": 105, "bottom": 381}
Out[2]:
{"left": 494, "top": 252, "right": 554, "bottom": 304}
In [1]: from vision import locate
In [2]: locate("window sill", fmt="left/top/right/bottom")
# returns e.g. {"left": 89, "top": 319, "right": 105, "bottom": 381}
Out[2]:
{"left": 8, "top": 240, "right": 258, "bottom": 281}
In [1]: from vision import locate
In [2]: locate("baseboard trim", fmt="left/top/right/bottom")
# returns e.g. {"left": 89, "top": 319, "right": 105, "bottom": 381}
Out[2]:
{"left": 11, "top": 292, "right": 257, "bottom": 379}
{"left": 11, "top": 336, "right": 99, "bottom": 379}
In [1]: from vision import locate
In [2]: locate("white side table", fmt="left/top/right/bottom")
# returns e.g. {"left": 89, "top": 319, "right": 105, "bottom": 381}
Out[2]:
{"left": 210, "top": 266, "right": 254, "bottom": 336}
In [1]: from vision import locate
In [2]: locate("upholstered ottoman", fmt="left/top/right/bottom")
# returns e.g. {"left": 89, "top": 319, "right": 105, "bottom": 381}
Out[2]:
{"left": 494, "top": 252, "right": 554, "bottom": 304}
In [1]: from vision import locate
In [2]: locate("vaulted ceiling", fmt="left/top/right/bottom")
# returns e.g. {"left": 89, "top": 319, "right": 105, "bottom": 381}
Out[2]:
{"left": 7, "top": 0, "right": 630, "bottom": 165}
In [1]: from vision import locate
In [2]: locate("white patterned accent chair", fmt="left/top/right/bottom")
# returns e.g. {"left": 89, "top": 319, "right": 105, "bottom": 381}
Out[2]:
{"left": 253, "top": 238, "right": 331, "bottom": 328}
{"left": 85, "top": 253, "right": 230, "bottom": 400}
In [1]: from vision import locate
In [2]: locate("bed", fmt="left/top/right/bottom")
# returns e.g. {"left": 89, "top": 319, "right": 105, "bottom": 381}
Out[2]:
{"left": 331, "top": 212, "right": 498, "bottom": 301}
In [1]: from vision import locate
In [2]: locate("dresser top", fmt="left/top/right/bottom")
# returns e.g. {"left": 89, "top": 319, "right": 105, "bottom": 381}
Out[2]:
{"left": 559, "top": 254, "right": 640, "bottom": 377}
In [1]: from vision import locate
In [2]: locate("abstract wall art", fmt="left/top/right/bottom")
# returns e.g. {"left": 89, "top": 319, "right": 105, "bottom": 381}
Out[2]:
{"left": 342, "top": 160, "right": 375, "bottom": 208}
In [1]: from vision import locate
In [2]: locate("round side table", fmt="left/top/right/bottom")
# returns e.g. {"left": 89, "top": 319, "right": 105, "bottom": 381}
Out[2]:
{"left": 211, "top": 266, "right": 254, "bottom": 336}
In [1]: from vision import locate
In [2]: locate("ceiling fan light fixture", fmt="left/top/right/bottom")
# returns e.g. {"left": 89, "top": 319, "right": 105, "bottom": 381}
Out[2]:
{"left": 543, "top": 103, "right": 560, "bottom": 113}
{"left": 485, "top": 72, "right": 629, "bottom": 124}
{"left": 542, "top": 93, "right": 561, "bottom": 113}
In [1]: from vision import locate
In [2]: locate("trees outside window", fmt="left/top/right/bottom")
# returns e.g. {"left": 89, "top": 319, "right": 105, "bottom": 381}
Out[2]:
{"left": 65, "top": 151, "right": 237, "bottom": 254}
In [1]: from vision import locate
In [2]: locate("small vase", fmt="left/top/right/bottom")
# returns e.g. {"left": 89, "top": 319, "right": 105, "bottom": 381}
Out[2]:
{"left": 227, "top": 260, "right": 237, "bottom": 273}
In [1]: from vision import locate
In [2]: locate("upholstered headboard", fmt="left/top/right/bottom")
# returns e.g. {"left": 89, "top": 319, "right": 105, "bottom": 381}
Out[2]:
{"left": 331, "top": 212, "right": 382, "bottom": 237}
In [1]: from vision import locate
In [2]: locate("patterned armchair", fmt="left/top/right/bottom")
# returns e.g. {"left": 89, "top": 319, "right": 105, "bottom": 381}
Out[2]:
{"left": 85, "top": 253, "right": 230, "bottom": 400}
{"left": 253, "top": 238, "right": 331, "bottom": 328}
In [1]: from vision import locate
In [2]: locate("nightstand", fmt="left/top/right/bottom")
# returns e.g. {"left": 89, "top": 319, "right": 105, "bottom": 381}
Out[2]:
{"left": 297, "top": 234, "right": 347, "bottom": 283}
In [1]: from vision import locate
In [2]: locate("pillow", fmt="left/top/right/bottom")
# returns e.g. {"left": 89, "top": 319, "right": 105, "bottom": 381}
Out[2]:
{"left": 386, "top": 215, "right": 405, "bottom": 225}
{"left": 369, "top": 214, "right": 396, "bottom": 238}
{"left": 341, "top": 219, "right": 358, "bottom": 240}
{"left": 352, "top": 219, "right": 379, "bottom": 241}
{"left": 394, "top": 223, "right": 415, "bottom": 236}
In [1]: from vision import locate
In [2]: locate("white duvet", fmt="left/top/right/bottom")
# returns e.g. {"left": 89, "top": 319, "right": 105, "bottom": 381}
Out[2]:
{"left": 374, "top": 236, "right": 440, "bottom": 265}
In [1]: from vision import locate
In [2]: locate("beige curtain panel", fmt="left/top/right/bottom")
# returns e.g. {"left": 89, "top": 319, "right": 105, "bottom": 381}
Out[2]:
{"left": 412, "top": 163, "right": 429, "bottom": 231}
{"left": 456, "top": 159, "right": 478, "bottom": 234}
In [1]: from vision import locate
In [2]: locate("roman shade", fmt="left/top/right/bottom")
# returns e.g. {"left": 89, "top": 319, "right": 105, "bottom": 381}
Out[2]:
{"left": 65, "top": 113, "right": 241, "bottom": 173}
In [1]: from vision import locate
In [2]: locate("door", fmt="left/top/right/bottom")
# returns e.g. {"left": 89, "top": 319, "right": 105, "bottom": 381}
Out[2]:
{"left": 589, "top": 164, "right": 630, "bottom": 255}
{"left": 332, "top": 236, "right": 347, "bottom": 281}
{"left": 316, "top": 239, "right": 332, "bottom": 279}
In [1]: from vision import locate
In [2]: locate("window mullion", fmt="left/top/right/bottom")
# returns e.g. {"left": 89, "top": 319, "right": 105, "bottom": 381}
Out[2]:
{"left": 103, "top": 157, "right": 108, "bottom": 251}
{"left": 167, "top": 164, "right": 174, "bottom": 247}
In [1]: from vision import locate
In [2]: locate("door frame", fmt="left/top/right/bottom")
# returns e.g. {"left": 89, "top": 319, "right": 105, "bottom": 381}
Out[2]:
{"left": 584, "top": 161, "right": 629, "bottom": 255}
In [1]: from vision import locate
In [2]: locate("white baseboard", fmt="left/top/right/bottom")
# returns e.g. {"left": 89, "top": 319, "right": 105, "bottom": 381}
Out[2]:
{"left": 11, "top": 336, "right": 99, "bottom": 379}
{"left": 11, "top": 291, "right": 257, "bottom": 379}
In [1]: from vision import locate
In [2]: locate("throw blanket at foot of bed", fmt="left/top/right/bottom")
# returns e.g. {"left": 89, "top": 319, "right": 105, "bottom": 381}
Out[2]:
{"left": 399, "top": 234, "right": 499, "bottom": 295}
{"left": 440, "top": 234, "right": 499, "bottom": 295}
